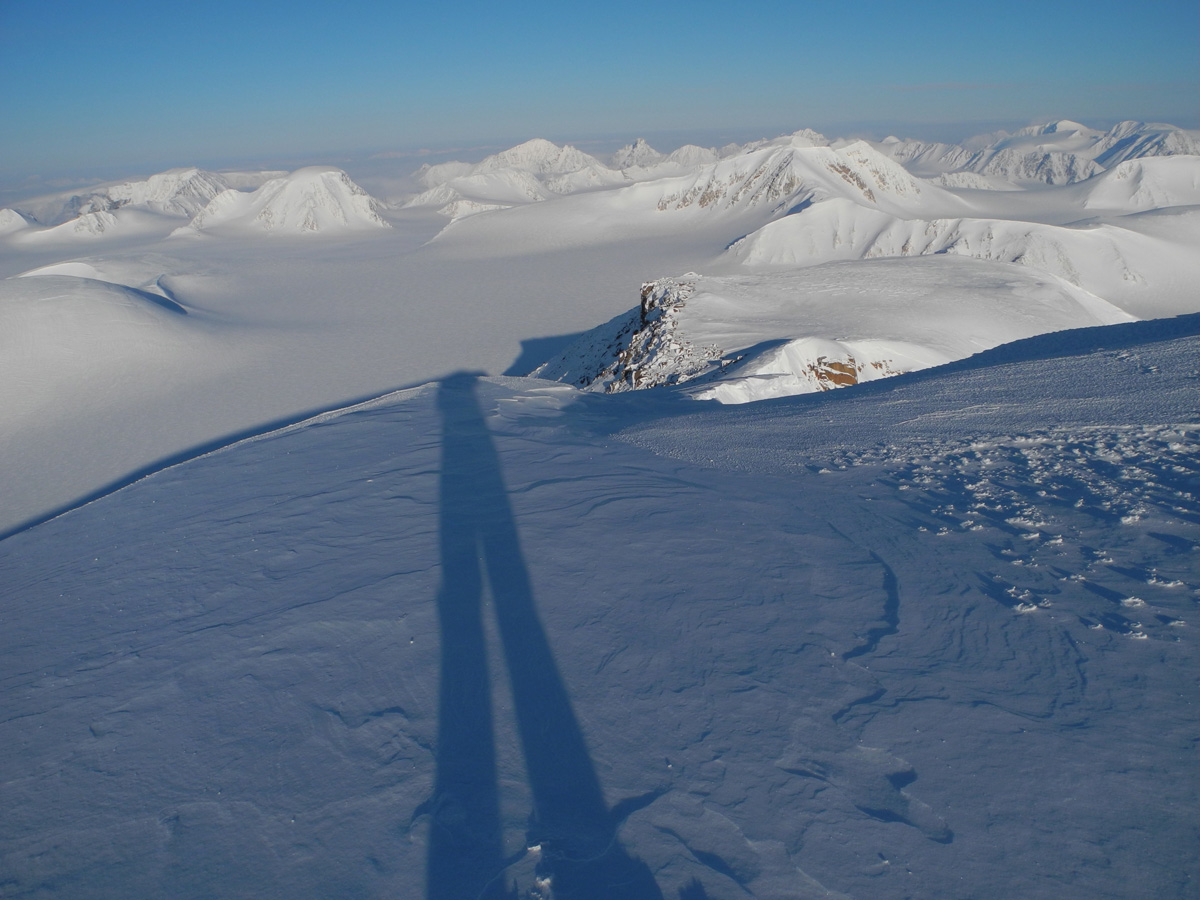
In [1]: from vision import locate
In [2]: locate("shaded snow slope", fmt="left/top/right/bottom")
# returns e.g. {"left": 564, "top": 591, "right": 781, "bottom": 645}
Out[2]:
{"left": 183, "top": 167, "right": 390, "bottom": 234}
{"left": 1, "top": 317, "right": 1195, "bottom": 900}
{"left": 532, "top": 258, "right": 1135, "bottom": 402}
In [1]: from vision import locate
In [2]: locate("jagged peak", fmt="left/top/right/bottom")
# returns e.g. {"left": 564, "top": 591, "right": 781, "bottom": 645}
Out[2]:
{"left": 610, "top": 138, "right": 664, "bottom": 169}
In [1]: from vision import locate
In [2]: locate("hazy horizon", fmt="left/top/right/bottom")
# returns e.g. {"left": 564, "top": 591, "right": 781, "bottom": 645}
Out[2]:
{"left": 6, "top": 112, "right": 1198, "bottom": 206}
{"left": 2, "top": 0, "right": 1195, "bottom": 189}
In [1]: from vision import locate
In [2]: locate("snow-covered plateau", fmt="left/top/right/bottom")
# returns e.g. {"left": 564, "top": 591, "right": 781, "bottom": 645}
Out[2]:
{"left": 0, "top": 119, "right": 1197, "bottom": 899}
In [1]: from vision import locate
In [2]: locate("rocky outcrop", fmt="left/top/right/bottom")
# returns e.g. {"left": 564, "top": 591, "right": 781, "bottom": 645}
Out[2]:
{"left": 532, "top": 277, "right": 722, "bottom": 392}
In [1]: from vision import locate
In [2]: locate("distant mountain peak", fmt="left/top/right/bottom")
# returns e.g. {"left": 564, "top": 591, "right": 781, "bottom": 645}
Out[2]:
{"left": 184, "top": 167, "right": 390, "bottom": 235}
{"left": 610, "top": 138, "right": 663, "bottom": 170}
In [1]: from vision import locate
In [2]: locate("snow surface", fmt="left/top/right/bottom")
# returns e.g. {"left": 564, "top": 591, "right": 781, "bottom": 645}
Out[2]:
{"left": 534, "top": 259, "right": 1135, "bottom": 403}
{"left": 0, "top": 119, "right": 1197, "bottom": 899}
{"left": 1, "top": 316, "right": 1196, "bottom": 899}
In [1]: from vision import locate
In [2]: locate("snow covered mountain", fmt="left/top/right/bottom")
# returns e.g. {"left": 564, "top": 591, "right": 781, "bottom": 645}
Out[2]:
{"left": 0, "top": 207, "right": 31, "bottom": 234}
{"left": 519, "top": 122, "right": 1197, "bottom": 399}
{"left": 99, "top": 167, "right": 232, "bottom": 217}
{"left": 182, "top": 166, "right": 390, "bottom": 234}
{"left": 717, "top": 156, "right": 1200, "bottom": 318}
{"left": 407, "top": 138, "right": 627, "bottom": 218}
{"left": 25, "top": 168, "right": 234, "bottom": 226}
{"left": 646, "top": 139, "right": 939, "bottom": 217}
{"left": 875, "top": 119, "right": 1200, "bottom": 186}
{"left": 532, "top": 259, "right": 1135, "bottom": 403}
{"left": 610, "top": 137, "right": 664, "bottom": 169}
{"left": 2, "top": 168, "right": 310, "bottom": 243}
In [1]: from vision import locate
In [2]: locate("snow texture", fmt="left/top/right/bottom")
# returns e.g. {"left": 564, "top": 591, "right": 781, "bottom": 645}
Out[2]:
{"left": 0, "top": 118, "right": 1197, "bottom": 900}
{"left": 1, "top": 317, "right": 1196, "bottom": 900}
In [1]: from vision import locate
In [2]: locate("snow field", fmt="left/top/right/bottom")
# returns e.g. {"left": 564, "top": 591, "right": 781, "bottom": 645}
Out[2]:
{"left": 0, "top": 119, "right": 1197, "bottom": 898}
{"left": 1, "top": 319, "right": 1195, "bottom": 898}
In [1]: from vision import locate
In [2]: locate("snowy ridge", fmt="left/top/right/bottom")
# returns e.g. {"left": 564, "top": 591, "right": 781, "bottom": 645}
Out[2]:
{"left": 1080, "top": 155, "right": 1200, "bottom": 211}
{"left": 651, "top": 140, "right": 935, "bottom": 216}
{"left": 533, "top": 276, "right": 720, "bottom": 392}
{"left": 724, "top": 179, "right": 1200, "bottom": 318}
{"left": 183, "top": 167, "right": 390, "bottom": 234}
{"left": 876, "top": 119, "right": 1200, "bottom": 186}
{"left": 534, "top": 259, "right": 1136, "bottom": 403}
{"left": 609, "top": 138, "right": 664, "bottom": 169}
{"left": 2, "top": 318, "right": 1195, "bottom": 899}
{"left": 969, "top": 148, "right": 1102, "bottom": 185}
{"left": 101, "top": 168, "right": 232, "bottom": 217}
{"left": 1092, "top": 120, "right": 1200, "bottom": 166}
{"left": 12, "top": 207, "right": 184, "bottom": 242}
{"left": 403, "top": 170, "right": 549, "bottom": 218}
{"left": 404, "top": 132, "right": 839, "bottom": 222}
{"left": 0, "top": 207, "right": 32, "bottom": 234}
{"left": 407, "top": 139, "right": 625, "bottom": 217}
{"left": 44, "top": 168, "right": 233, "bottom": 224}
{"left": 416, "top": 138, "right": 614, "bottom": 189}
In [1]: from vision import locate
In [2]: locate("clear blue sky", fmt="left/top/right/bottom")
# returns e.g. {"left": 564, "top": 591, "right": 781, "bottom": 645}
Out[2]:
{"left": 1, "top": 0, "right": 1196, "bottom": 183}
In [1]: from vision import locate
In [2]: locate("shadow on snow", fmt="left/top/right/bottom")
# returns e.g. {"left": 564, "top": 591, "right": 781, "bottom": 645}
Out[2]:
{"left": 423, "top": 371, "right": 664, "bottom": 900}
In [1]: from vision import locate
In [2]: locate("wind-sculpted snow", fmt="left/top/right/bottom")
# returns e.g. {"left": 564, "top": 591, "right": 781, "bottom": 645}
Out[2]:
{"left": 534, "top": 258, "right": 1135, "bottom": 403}
{"left": 1, "top": 319, "right": 1195, "bottom": 899}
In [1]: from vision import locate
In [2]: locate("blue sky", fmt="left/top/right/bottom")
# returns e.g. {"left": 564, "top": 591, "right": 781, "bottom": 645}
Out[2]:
{"left": 1, "top": 0, "right": 1196, "bottom": 183}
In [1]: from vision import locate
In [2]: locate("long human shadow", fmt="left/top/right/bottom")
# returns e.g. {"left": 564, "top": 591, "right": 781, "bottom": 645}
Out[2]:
{"left": 426, "top": 372, "right": 663, "bottom": 900}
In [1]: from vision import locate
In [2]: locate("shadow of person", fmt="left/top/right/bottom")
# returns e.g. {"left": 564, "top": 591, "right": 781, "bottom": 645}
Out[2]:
{"left": 426, "top": 372, "right": 662, "bottom": 900}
